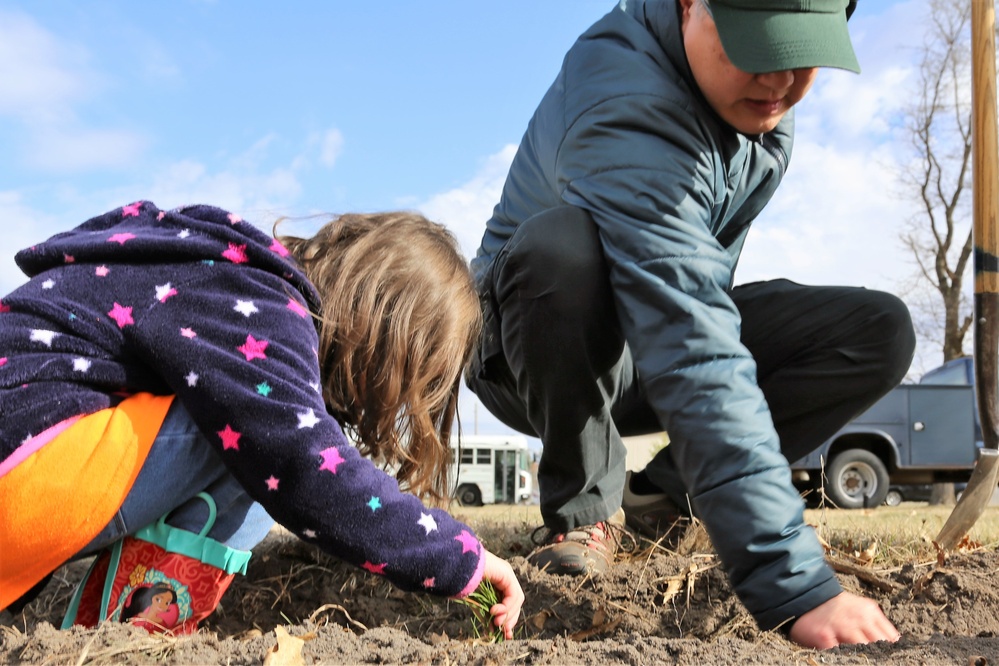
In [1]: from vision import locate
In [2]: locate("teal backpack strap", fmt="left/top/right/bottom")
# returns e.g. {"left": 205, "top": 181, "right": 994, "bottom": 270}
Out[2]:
{"left": 100, "top": 538, "right": 124, "bottom": 620}
{"left": 60, "top": 537, "right": 124, "bottom": 629}
{"left": 133, "top": 492, "right": 251, "bottom": 576}
{"left": 61, "top": 557, "right": 98, "bottom": 629}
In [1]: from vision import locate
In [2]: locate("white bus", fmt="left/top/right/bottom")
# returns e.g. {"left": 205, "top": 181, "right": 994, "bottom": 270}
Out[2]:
{"left": 449, "top": 434, "right": 533, "bottom": 506}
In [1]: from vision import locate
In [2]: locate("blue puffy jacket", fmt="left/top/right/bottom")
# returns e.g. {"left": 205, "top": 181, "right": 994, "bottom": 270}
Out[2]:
{"left": 473, "top": 0, "right": 842, "bottom": 630}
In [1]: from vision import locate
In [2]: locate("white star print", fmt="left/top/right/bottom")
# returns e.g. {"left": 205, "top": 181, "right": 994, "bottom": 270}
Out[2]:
{"left": 155, "top": 283, "right": 175, "bottom": 301}
{"left": 309, "top": 381, "right": 321, "bottom": 393}
{"left": 297, "top": 408, "right": 321, "bottom": 429}
{"left": 30, "top": 329, "right": 58, "bottom": 347}
{"left": 418, "top": 513, "right": 438, "bottom": 535}
{"left": 303, "top": 529, "right": 317, "bottom": 539}
{"left": 72, "top": 358, "right": 92, "bottom": 373}
{"left": 185, "top": 371, "right": 199, "bottom": 387}
{"left": 42, "top": 279, "right": 55, "bottom": 290}
{"left": 233, "top": 299, "right": 259, "bottom": 317}
{"left": 178, "top": 229, "right": 190, "bottom": 239}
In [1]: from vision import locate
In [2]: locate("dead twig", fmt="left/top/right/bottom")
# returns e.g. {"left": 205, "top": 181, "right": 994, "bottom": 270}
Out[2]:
{"left": 826, "top": 558, "right": 897, "bottom": 594}
{"left": 307, "top": 604, "right": 368, "bottom": 632}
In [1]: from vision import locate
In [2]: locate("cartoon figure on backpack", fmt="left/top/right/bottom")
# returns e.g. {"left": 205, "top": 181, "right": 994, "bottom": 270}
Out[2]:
{"left": 120, "top": 583, "right": 179, "bottom": 630}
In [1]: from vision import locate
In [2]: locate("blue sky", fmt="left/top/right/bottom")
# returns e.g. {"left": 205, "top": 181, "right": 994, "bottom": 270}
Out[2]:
{"left": 1, "top": 1, "right": 955, "bottom": 436}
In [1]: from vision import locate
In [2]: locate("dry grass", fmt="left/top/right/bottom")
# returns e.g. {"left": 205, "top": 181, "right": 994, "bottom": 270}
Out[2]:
{"left": 453, "top": 500, "right": 999, "bottom": 568}
{"left": 806, "top": 503, "right": 999, "bottom": 567}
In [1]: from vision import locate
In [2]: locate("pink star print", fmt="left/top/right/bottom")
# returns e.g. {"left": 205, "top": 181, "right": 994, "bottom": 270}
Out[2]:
{"left": 63, "top": 254, "right": 74, "bottom": 263}
{"left": 270, "top": 239, "right": 290, "bottom": 257}
{"left": 0, "top": 300, "right": 9, "bottom": 313}
{"left": 157, "top": 212, "right": 165, "bottom": 221}
{"left": 0, "top": 358, "right": 7, "bottom": 368}
{"left": 108, "top": 303, "right": 134, "bottom": 328}
{"left": 287, "top": 298, "right": 308, "bottom": 318}
{"left": 455, "top": 530, "right": 479, "bottom": 555}
{"left": 362, "top": 562, "right": 387, "bottom": 575}
{"left": 222, "top": 242, "right": 249, "bottom": 264}
{"left": 121, "top": 202, "right": 142, "bottom": 217}
{"left": 218, "top": 424, "right": 241, "bottom": 451}
{"left": 108, "top": 232, "right": 136, "bottom": 245}
{"left": 180, "top": 327, "right": 197, "bottom": 339}
{"left": 227, "top": 213, "right": 242, "bottom": 224}
{"left": 95, "top": 266, "right": 109, "bottom": 277}
{"left": 266, "top": 476, "right": 280, "bottom": 491}
{"left": 318, "top": 447, "right": 345, "bottom": 474}
{"left": 237, "top": 334, "right": 269, "bottom": 361}
{"left": 422, "top": 578, "right": 436, "bottom": 589}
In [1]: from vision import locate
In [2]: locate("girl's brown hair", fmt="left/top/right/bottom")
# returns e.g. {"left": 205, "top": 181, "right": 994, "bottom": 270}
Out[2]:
{"left": 277, "top": 212, "right": 482, "bottom": 502}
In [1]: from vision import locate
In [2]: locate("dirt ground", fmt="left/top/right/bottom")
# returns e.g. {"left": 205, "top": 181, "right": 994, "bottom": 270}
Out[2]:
{"left": 3, "top": 508, "right": 999, "bottom": 665}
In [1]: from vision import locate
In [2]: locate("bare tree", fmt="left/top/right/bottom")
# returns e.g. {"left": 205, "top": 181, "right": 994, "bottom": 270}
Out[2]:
{"left": 897, "top": 0, "right": 976, "bottom": 505}
{"left": 899, "top": 0, "right": 974, "bottom": 364}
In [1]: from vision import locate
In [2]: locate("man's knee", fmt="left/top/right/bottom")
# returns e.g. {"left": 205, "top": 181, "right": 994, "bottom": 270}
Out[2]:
{"left": 499, "top": 206, "right": 605, "bottom": 286}
{"left": 854, "top": 289, "right": 916, "bottom": 388}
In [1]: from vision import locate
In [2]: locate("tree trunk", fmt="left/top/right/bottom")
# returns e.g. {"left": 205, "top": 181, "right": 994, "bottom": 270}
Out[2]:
{"left": 929, "top": 481, "right": 957, "bottom": 505}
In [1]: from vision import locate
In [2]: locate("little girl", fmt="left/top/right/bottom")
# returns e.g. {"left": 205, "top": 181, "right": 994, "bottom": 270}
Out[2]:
{"left": 0, "top": 201, "right": 523, "bottom": 637}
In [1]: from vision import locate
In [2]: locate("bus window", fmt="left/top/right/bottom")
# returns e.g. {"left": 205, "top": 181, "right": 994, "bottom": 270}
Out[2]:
{"left": 476, "top": 449, "right": 491, "bottom": 465}
{"left": 460, "top": 448, "right": 474, "bottom": 465}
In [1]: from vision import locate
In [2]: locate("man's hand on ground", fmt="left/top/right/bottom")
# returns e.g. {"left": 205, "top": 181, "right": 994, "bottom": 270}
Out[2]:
{"left": 789, "top": 591, "right": 901, "bottom": 649}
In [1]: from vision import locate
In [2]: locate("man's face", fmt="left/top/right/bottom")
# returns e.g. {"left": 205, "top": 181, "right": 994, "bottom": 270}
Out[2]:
{"left": 681, "top": 0, "right": 819, "bottom": 135}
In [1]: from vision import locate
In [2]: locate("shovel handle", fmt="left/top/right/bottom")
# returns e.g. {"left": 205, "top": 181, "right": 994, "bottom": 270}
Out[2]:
{"left": 972, "top": 0, "right": 999, "bottom": 450}
{"left": 932, "top": 0, "right": 999, "bottom": 552}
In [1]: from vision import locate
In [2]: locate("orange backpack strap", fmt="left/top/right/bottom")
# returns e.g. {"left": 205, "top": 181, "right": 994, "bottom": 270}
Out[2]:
{"left": 0, "top": 393, "right": 174, "bottom": 610}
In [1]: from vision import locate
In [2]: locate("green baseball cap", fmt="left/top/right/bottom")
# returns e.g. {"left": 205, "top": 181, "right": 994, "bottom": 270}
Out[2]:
{"left": 708, "top": 0, "right": 861, "bottom": 74}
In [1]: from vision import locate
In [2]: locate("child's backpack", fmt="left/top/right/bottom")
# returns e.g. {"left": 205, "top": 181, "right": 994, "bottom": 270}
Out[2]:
{"left": 61, "top": 493, "right": 251, "bottom": 635}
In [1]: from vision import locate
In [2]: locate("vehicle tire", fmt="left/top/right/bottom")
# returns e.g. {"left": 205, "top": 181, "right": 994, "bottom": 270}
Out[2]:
{"left": 825, "top": 449, "right": 890, "bottom": 509}
{"left": 457, "top": 484, "right": 483, "bottom": 507}
{"left": 884, "top": 489, "right": 903, "bottom": 507}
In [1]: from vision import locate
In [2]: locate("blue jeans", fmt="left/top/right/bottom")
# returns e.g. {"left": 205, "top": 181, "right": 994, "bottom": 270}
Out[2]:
{"left": 75, "top": 399, "right": 274, "bottom": 559}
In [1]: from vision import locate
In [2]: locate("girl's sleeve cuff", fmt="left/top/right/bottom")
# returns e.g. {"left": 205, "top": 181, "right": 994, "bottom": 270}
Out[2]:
{"left": 452, "top": 546, "right": 486, "bottom": 599}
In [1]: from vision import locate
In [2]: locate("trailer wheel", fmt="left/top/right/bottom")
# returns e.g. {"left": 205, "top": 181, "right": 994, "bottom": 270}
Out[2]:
{"left": 884, "top": 488, "right": 903, "bottom": 507}
{"left": 825, "top": 449, "right": 890, "bottom": 509}
{"left": 457, "top": 484, "right": 483, "bottom": 507}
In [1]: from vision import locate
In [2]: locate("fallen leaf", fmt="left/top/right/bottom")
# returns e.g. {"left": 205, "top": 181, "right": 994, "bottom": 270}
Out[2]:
{"left": 530, "top": 610, "right": 550, "bottom": 630}
{"left": 659, "top": 577, "right": 683, "bottom": 606}
{"left": 263, "top": 626, "right": 305, "bottom": 666}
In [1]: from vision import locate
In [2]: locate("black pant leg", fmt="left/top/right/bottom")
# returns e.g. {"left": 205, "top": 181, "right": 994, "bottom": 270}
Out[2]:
{"left": 643, "top": 279, "right": 914, "bottom": 505}
{"left": 465, "top": 206, "right": 651, "bottom": 530}
{"left": 734, "top": 279, "right": 916, "bottom": 465}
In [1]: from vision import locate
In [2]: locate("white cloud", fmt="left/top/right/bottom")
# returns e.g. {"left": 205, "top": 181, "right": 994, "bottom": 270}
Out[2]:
{"left": 0, "top": 137, "right": 311, "bottom": 293}
{"left": 0, "top": 9, "right": 149, "bottom": 173}
{"left": 25, "top": 126, "right": 149, "bottom": 172}
{"left": 0, "top": 10, "right": 96, "bottom": 122}
{"left": 319, "top": 129, "right": 344, "bottom": 168}
{"left": 138, "top": 159, "right": 303, "bottom": 224}
{"left": 0, "top": 192, "right": 63, "bottom": 296}
{"left": 736, "top": 138, "right": 917, "bottom": 292}
{"left": 418, "top": 144, "right": 517, "bottom": 259}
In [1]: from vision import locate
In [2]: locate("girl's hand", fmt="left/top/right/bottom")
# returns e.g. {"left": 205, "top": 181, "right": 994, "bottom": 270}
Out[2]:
{"left": 482, "top": 549, "right": 525, "bottom": 639}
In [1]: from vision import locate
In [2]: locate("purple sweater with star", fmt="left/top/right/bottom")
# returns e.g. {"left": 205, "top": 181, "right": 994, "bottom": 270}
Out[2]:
{"left": 0, "top": 201, "right": 485, "bottom": 598}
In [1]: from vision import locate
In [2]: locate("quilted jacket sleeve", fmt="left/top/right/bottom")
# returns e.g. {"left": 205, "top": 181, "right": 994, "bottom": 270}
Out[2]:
{"left": 556, "top": 91, "right": 842, "bottom": 629}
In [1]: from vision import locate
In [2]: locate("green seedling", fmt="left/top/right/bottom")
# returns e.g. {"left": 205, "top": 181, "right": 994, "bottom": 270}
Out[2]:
{"left": 456, "top": 580, "right": 506, "bottom": 643}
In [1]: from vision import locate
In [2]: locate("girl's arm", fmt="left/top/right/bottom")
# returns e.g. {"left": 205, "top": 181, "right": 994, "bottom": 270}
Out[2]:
{"left": 131, "top": 264, "right": 486, "bottom": 599}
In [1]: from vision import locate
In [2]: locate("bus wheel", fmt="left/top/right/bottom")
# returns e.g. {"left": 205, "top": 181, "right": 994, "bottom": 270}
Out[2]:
{"left": 457, "top": 484, "right": 483, "bottom": 507}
